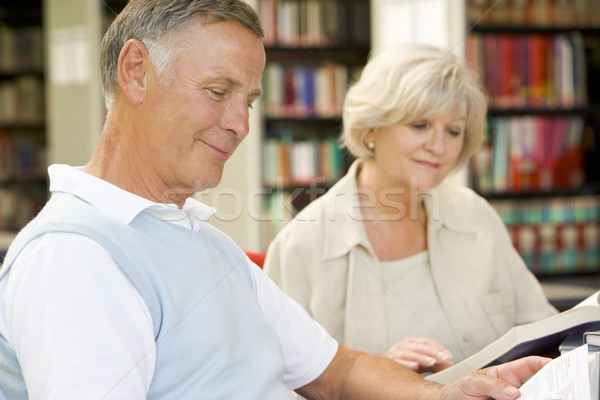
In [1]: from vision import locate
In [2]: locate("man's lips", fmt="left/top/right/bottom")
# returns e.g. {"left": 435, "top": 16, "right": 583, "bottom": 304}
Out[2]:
{"left": 196, "top": 139, "right": 231, "bottom": 159}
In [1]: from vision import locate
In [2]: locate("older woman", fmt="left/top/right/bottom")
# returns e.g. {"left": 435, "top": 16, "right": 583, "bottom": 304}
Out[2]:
{"left": 263, "top": 43, "right": 557, "bottom": 374}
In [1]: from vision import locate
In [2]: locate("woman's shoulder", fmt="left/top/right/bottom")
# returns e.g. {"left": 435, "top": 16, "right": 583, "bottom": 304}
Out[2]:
{"left": 270, "top": 173, "right": 359, "bottom": 251}
{"left": 436, "top": 180, "right": 483, "bottom": 202}
{"left": 434, "top": 181, "right": 500, "bottom": 221}
{"left": 270, "top": 191, "right": 330, "bottom": 247}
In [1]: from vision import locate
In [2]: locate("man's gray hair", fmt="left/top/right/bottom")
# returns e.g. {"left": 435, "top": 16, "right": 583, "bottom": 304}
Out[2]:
{"left": 100, "top": 0, "right": 263, "bottom": 108}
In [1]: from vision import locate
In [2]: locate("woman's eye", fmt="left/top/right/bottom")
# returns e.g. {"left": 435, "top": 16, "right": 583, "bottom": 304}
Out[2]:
{"left": 449, "top": 130, "right": 462, "bottom": 137}
{"left": 413, "top": 123, "right": 428, "bottom": 130}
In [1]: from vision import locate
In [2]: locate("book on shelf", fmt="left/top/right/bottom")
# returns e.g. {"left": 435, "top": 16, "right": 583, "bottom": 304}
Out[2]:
{"left": 262, "top": 136, "right": 343, "bottom": 188}
{"left": 0, "top": 25, "right": 43, "bottom": 72}
{"left": 492, "top": 195, "right": 600, "bottom": 275}
{"left": 471, "top": 115, "right": 588, "bottom": 194}
{"left": 467, "top": 0, "right": 600, "bottom": 27}
{"left": 466, "top": 32, "right": 587, "bottom": 108}
{"left": 0, "top": 129, "right": 46, "bottom": 179}
{"left": 427, "top": 290, "right": 600, "bottom": 385}
{"left": 259, "top": 0, "right": 369, "bottom": 48}
{"left": 263, "top": 61, "right": 357, "bottom": 118}
{"left": 0, "top": 75, "right": 45, "bottom": 124}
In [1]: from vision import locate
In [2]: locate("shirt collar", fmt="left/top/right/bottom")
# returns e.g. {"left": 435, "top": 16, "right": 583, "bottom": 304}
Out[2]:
{"left": 423, "top": 182, "right": 474, "bottom": 234}
{"left": 320, "top": 161, "right": 474, "bottom": 261}
{"left": 48, "top": 164, "right": 216, "bottom": 229}
{"left": 321, "top": 160, "right": 374, "bottom": 261}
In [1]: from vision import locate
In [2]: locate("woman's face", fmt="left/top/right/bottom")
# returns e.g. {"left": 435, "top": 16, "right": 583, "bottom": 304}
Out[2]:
{"left": 366, "top": 107, "right": 466, "bottom": 192}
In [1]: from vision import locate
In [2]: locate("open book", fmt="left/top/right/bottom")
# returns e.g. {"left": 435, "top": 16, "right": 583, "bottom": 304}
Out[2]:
{"left": 519, "top": 343, "right": 600, "bottom": 400}
{"left": 427, "top": 290, "right": 600, "bottom": 385}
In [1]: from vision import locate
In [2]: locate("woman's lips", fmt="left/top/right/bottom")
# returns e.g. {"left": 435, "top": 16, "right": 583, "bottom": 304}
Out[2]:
{"left": 415, "top": 159, "right": 440, "bottom": 169}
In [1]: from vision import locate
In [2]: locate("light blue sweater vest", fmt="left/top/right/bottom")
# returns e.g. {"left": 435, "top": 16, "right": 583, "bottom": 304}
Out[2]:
{"left": 0, "top": 193, "right": 293, "bottom": 399}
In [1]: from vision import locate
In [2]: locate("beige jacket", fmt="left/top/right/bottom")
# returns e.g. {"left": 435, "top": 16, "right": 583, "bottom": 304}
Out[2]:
{"left": 264, "top": 161, "right": 557, "bottom": 358}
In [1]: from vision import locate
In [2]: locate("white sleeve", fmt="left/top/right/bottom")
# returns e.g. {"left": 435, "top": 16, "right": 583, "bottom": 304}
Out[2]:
{"left": 2, "top": 233, "right": 155, "bottom": 399}
{"left": 249, "top": 262, "right": 338, "bottom": 390}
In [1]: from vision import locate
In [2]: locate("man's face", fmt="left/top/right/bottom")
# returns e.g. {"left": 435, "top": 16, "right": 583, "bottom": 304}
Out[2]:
{"left": 139, "top": 20, "right": 265, "bottom": 201}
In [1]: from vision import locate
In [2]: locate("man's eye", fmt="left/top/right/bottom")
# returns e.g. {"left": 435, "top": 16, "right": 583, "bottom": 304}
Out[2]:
{"left": 210, "top": 89, "right": 226, "bottom": 98}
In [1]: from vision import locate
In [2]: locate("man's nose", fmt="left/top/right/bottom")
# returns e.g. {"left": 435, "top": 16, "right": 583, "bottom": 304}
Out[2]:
{"left": 219, "top": 99, "right": 250, "bottom": 138}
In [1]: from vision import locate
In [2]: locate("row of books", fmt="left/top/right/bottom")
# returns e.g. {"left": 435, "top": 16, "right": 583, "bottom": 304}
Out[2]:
{"left": 263, "top": 62, "right": 362, "bottom": 118}
{"left": 492, "top": 196, "right": 600, "bottom": 226}
{"left": 0, "top": 186, "right": 46, "bottom": 231}
{"left": 470, "top": 116, "right": 589, "bottom": 194}
{"left": 262, "top": 135, "right": 344, "bottom": 187}
{"left": 466, "top": 33, "right": 587, "bottom": 109}
{"left": 0, "top": 75, "right": 45, "bottom": 124}
{"left": 0, "top": 25, "right": 43, "bottom": 72}
{"left": 491, "top": 196, "right": 600, "bottom": 275}
{"left": 506, "top": 222, "right": 599, "bottom": 275}
{"left": 0, "top": 129, "right": 46, "bottom": 180}
{"left": 467, "top": 0, "right": 600, "bottom": 27}
{"left": 259, "top": 0, "right": 370, "bottom": 48}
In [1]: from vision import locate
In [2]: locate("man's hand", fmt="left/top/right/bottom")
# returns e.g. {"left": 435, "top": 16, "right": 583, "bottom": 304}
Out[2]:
{"left": 298, "top": 346, "right": 550, "bottom": 400}
{"left": 384, "top": 337, "right": 454, "bottom": 373}
{"left": 437, "top": 356, "right": 551, "bottom": 400}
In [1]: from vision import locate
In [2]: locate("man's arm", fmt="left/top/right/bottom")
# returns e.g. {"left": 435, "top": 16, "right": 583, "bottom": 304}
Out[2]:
{"left": 298, "top": 346, "right": 550, "bottom": 400}
{"left": 5, "top": 233, "right": 155, "bottom": 398}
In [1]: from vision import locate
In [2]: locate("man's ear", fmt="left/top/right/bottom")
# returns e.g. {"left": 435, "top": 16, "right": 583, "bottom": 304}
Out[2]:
{"left": 117, "top": 39, "right": 150, "bottom": 105}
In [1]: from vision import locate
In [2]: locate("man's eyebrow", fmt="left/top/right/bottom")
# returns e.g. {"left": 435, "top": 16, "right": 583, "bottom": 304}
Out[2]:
{"left": 251, "top": 87, "right": 263, "bottom": 98}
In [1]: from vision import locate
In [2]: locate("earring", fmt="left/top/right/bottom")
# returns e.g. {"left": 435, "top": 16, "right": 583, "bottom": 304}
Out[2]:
{"left": 367, "top": 141, "right": 375, "bottom": 150}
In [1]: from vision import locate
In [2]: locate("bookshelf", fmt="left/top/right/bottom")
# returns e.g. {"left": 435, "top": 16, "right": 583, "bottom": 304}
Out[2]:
{"left": 0, "top": 0, "right": 46, "bottom": 237}
{"left": 257, "top": 0, "right": 370, "bottom": 244}
{"left": 465, "top": 0, "right": 600, "bottom": 281}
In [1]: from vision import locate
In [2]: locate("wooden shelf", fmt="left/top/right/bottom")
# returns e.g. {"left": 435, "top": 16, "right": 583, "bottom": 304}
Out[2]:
{"left": 470, "top": 25, "right": 600, "bottom": 34}
{"left": 475, "top": 185, "right": 600, "bottom": 200}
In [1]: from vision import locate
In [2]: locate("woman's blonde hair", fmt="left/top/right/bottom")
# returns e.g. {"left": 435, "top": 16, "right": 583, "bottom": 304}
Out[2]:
{"left": 340, "top": 42, "right": 487, "bottom": 170}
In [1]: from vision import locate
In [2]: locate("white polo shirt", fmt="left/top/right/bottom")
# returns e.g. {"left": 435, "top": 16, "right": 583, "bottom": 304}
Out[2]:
{"left": 0, "top": 164, "right": 337, "bottom": 399}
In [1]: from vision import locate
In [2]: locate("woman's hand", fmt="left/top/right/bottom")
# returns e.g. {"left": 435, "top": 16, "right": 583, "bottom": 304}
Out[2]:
{"left": 384, "top": 337, "right": 454, "bottom": 373}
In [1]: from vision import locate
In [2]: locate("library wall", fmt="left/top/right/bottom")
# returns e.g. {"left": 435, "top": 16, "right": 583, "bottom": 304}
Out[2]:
{"left": 45, "top": 0, "right": 104, "bottom": 167}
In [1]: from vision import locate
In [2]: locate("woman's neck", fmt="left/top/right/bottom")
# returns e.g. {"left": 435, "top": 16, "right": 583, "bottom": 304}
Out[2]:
{"left": 355, "top": 160, "right": 429, "bottom": 261}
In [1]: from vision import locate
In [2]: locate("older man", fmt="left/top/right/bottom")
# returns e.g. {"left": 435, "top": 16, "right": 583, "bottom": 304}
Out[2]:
{"left": 0, "top": 1, "right": 547, "bottom": 399}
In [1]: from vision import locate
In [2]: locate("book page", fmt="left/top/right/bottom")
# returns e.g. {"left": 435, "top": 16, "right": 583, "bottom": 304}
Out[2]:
{"left": 588, "top": 351, "right": 599, "bottom": 400}
{"left": 519, "top": 344, "right": 591, "bottom": 400}
{"left": 574, "top": 291, "right": 600, "bottom": 309}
